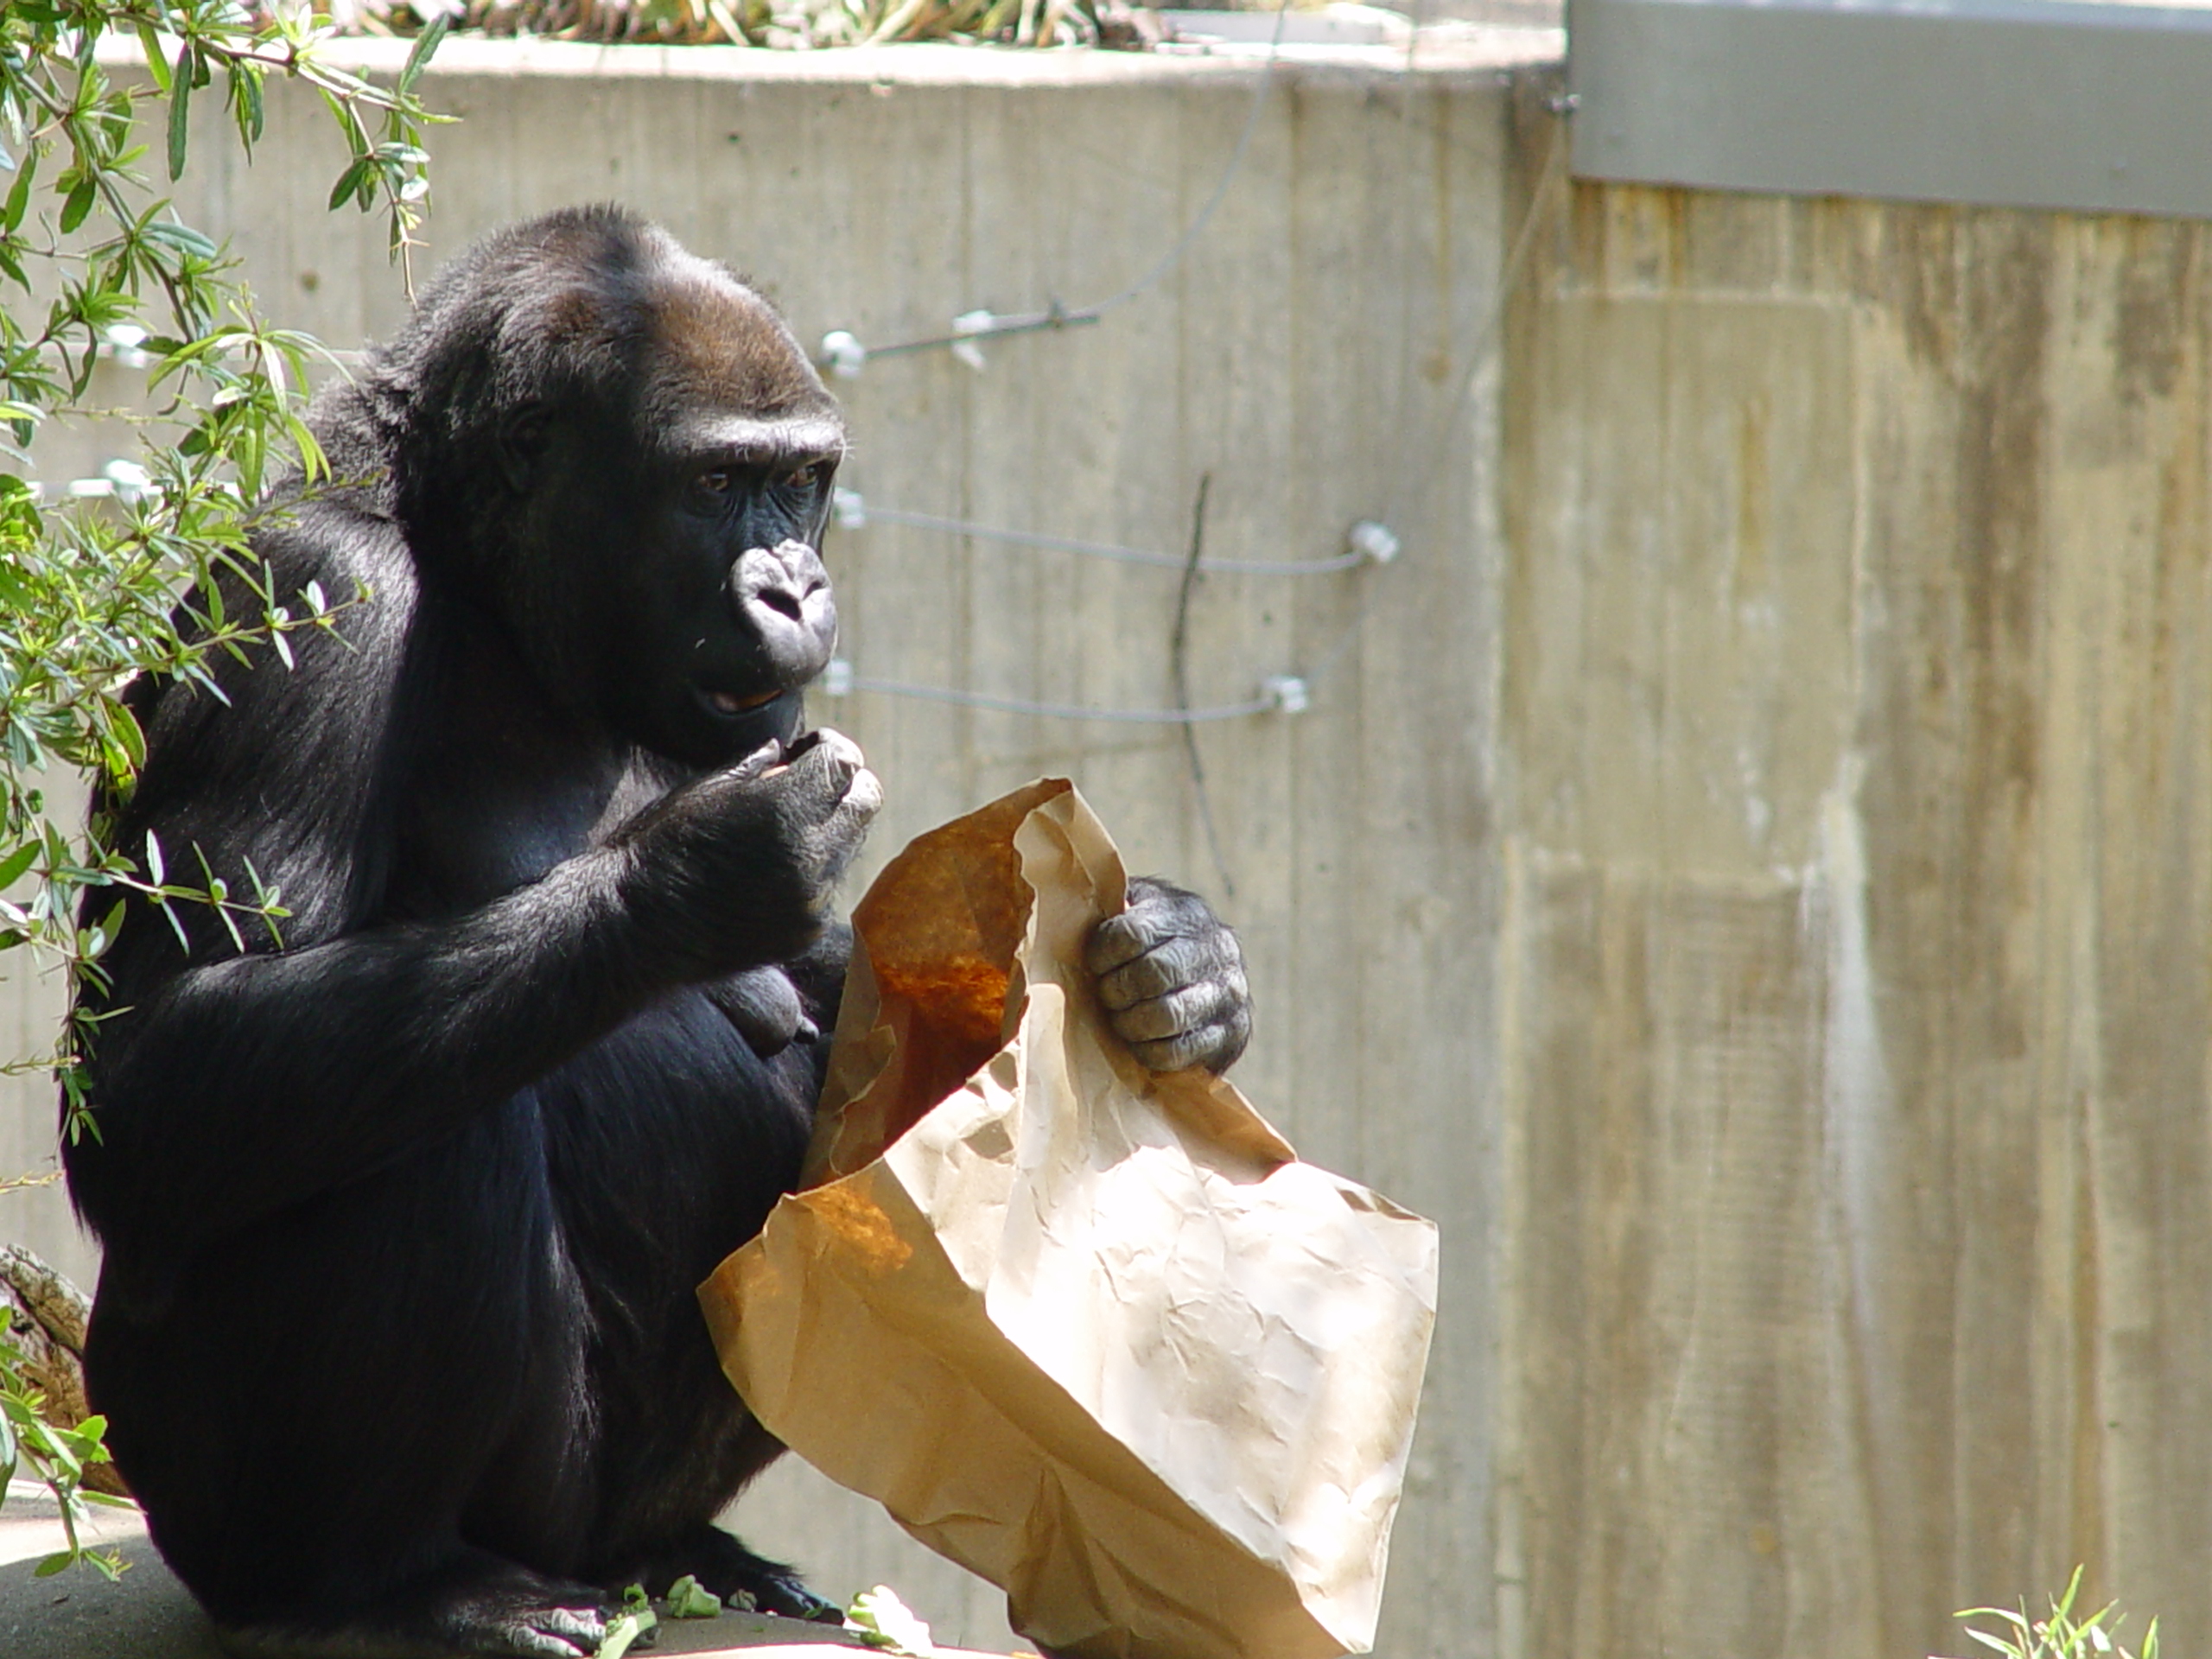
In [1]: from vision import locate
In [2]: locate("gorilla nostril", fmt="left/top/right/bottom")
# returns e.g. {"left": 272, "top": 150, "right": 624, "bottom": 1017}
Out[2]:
{"left": 758, "top": 587, "right": 804, "bottom": 623}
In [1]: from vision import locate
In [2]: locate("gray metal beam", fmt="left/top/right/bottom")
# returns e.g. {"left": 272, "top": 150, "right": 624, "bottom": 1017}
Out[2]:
{"left": 1569, "top": 0, "right": 2212, "bottom": 220}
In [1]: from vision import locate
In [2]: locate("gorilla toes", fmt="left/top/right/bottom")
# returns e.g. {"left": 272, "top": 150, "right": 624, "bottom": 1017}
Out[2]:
{"left": 628, "top": 1526, "right": 844, "bottom": 1624}
{"left": 216, "top": 1555, "right": 612, "bottom": 1659}
{"left": 477, "top": 1606, "right": 608, "bottom": 1659}
{"left": 418, "top": 1559, "right": 613, "bottom": 1658}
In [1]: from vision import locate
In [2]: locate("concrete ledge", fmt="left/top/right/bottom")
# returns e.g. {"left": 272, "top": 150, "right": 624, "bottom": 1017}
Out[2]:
{"left": 0, "top": 1491, "right": 1012, "bottom": 1658}
{"left": 99, "top": 27, "right": 1563, "bottom": 87}
{"left": 1571, "top": 0, "right": 2212, "bottom": 219}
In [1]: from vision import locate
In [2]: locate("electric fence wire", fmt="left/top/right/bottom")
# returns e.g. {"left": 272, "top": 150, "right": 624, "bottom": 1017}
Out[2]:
{"left": 827, "top": 107, "right": 1572, "bottom": 728}
{"left": 831, "top": 499, "right": 1372, "bottom": 576}
{"left": 1306, "top": 112, "right": 1571, "bottom": 690}
{"left": 830, "top": 675, "right": 1283, "bottom": 724}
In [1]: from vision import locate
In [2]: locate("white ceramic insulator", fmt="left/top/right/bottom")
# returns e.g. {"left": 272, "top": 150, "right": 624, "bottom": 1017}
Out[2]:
{"left": 1349, "top": 519, "right": 1401, "bottom": 563}
{"left": 820, "top": 330, "right": 868, "bottom": 380}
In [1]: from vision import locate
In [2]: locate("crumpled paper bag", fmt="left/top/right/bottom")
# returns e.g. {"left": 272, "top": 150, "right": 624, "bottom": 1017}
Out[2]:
{"left": 698, "top": 779, "right": 1438, "bottom": 1659}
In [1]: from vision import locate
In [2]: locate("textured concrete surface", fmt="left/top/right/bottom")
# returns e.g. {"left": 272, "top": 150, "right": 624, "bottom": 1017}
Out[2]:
{"left": 0, "top": 36, "right": 1541, "bottom": 1659}
{"left": 15, "top": 24, "right": 2212, "bottom": 1659}
{"left": 0, "top": 1488, "right": 1009, "bottom": 1656}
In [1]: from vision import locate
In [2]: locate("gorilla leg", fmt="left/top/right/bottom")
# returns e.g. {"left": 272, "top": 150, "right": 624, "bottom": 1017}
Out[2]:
{"left": 577, "top": 1404, "right": 836, "bottom": 1623}
{"left": 89, "top": 1104, "right": 609, "bottom": 1657}
{"left": 529, "top": 998, "right": 839, "bottom": 1622}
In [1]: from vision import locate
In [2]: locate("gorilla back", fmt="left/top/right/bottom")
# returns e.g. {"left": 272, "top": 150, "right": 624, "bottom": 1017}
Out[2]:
{"left": 63, "top": 207, "right": 884, "bottom": 1658}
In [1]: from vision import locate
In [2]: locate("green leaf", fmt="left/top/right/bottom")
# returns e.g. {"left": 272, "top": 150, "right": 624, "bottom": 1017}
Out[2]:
{"left": 158, "top": 890, "right": 191, "bottom": 954}
{"left": 33, "top": 1552, "right": 73, "bottom": 1579}
{"left": 232, "top": 66, "right": 264, "bottom": 149}
{"left": 168, "top": 47, "right": 194, "bottom": 181}
{"left": 399, "top": 15, "right": 453, "bottom": 97}
{"left": 327, "top": 157, "right": 371, "bottom": 214}
{"left": 138, "top": 25, "right": 172, "bottom": 93}
{"left": 59, "top": 176, "right": 94, "bottom": 235}
{"left": 111, "top": 701, "right": 146, "bottom": 772}
{"left": 599, "top": 1604, "right": 658, "bottom": 1659}
{"left": 3, "top": 154, "right": 33, "bottom": 233}
{"left": 88, "top": 899, "right": 126, "bottom": 959}
{"left": 0, "top": 842, "right": 35, "bottom": 892}
{"left": 845, "top": 1586, "right": 935, "bottom": 1656}
{"left": 143, "top": 220, "right": 218, "bottom": 261}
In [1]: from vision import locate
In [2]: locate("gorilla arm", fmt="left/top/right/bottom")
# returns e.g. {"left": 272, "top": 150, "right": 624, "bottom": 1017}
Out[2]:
{"left": 68, "top": 537, "right": 878, "bottom": 1256}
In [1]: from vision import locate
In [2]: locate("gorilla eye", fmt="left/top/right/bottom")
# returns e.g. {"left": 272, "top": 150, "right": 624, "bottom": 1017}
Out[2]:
{"left": 698, "top": 467, "right": 737, "bottom": 495}
{"left": 778, "top": 464, "right": 820, "bottom": 492}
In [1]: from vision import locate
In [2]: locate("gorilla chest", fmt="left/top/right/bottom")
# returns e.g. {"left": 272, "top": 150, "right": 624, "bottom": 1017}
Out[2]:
{"left": 391, "top": 733, "right": 661, "bottom": 912}
{"left": 388, "top": 626, "right": 674, "bottom": 908}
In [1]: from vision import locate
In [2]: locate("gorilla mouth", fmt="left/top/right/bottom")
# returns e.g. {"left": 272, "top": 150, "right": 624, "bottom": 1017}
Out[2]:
{"left": 702, "top": 686, "right": 786, "bottom": 718}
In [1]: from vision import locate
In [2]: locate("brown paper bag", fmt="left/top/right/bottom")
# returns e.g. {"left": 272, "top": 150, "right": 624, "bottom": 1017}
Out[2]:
{"left": 699, "top": 780, "right": 1438, "bottom": 1659}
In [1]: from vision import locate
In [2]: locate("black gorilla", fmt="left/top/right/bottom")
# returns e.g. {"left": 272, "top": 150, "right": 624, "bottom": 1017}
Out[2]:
{"left": 63, "top": 207, "right": 1251, "bottom": 1658}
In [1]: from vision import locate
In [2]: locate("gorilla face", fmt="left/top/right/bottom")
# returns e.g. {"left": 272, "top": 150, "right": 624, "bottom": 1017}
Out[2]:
{"left": 616, "top": 406, "right": 846, "bottom": 767}
{"left": 487, "top": 250, "right": 849, "bottom": 770}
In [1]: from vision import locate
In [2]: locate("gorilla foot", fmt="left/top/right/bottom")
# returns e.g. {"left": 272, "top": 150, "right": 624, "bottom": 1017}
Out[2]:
{"left": 214, "top": 1551, "right": 613, "bottom": 1658}
{"left": 620, "top": 1524, "right": 842, "bottom": 1624}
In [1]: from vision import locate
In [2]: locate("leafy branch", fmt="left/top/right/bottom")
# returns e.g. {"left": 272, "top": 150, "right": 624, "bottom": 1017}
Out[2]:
{"left": 1940, "top": 1570, "right": 2159, "bottom": 1659}
{"left": 0, "top": 0, "right": 448, "bottom": 1570}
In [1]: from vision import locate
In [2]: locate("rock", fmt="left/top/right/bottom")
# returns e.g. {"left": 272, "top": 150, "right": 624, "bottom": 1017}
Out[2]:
{"left": 0, "top": 1506, "right": 1003, "bottom": 1656}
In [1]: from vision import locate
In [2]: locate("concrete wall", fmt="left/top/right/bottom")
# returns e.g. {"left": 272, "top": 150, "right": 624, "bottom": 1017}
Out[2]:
{"left": 1497, "top": 158, "right": 2212, "bottom": 1659}
{"left": 10, "top": 34, "right": 1548, "bottom": 1658}
{"left": 9, "top": 29, "right": 2212, "bottom": 1659}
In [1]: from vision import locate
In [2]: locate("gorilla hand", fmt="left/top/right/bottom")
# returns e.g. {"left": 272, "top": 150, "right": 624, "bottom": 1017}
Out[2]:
{"left": 1084, "top": 876, "right": 1251, "bottom": 1075}
{"left": 618, "top": 728, "right": 881, "bottom": 977}
{"left": 709, "top": 964, "right": 817, "bottom": 1058}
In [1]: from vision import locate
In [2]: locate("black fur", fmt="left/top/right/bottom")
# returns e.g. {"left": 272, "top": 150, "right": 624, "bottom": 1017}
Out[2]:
{"left": 63, "top": 207, "right": 1249, "bottom": 1659}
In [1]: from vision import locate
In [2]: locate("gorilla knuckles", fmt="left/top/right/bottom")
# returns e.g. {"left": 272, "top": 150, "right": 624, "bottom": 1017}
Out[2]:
{"left": 619, "top": 730, "right": 882, "bottom": 979}
{"left": 63, "top": 208, "right": 873, "bottom": 1656}
{"left": 1086, "top": 877, "right": 1253, "bottom": 1077}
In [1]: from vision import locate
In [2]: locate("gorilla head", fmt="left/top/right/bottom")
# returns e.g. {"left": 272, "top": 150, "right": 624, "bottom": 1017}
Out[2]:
{"left": 377, "top": 207, "right": 845, "bottom": 767}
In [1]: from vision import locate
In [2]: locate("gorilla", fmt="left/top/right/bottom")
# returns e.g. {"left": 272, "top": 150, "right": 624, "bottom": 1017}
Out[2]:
{"left": 63, "top": 206, "right": 1252, "bottom": 1658}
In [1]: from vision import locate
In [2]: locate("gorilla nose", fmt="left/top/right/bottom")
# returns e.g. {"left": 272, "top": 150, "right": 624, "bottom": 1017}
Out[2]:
{"left": 729, "top": 540, "right": 836, "bottom": 681}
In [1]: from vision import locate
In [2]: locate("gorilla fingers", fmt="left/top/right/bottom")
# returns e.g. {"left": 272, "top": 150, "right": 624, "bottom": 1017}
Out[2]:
{"left": 1086, "top": 876, "right": 1252, "bottom": 1076}
{"left": 615, "top": 729, "right": 881, "bottom": 977}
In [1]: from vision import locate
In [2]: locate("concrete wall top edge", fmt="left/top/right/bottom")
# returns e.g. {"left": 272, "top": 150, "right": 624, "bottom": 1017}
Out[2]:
{"left": 1624, "top": 0, "right": 2212, "bottom": 32}
{"left": 1571, "top": 0, "right": 2212, "bottom": 219}
{"left": 98, "top": 29, "right": 1564, "bottom": 89}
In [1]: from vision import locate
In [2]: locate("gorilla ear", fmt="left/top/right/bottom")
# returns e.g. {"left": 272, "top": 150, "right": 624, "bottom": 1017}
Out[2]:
{"left": 497, "top": 405, "right": 551, "bottom": 493}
